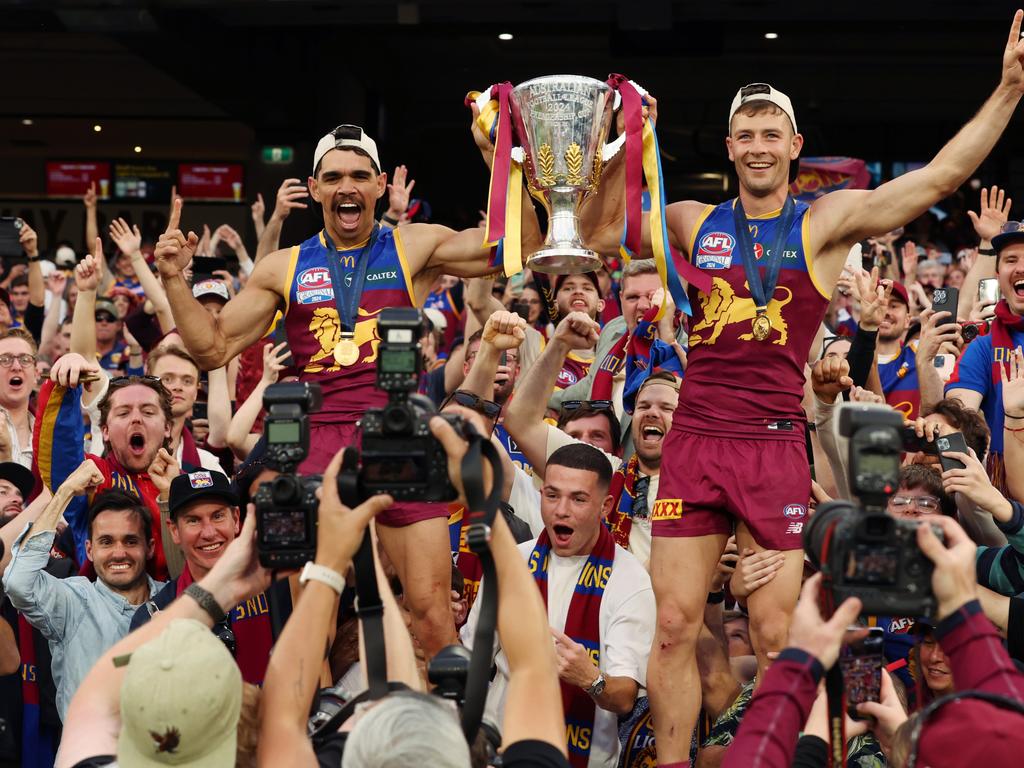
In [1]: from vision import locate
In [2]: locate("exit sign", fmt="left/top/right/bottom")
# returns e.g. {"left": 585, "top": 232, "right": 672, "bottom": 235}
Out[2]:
{"left": 262, "top": 146, "right": 294, "bottom": 164}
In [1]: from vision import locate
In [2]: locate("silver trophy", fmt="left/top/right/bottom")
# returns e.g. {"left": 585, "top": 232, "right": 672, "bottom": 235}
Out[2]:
{"left": 510, "top": 75, "right": 616, "bottom": 274}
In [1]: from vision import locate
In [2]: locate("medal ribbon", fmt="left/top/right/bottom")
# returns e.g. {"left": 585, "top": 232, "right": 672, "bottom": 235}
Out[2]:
{"left": 732, "top": 196, "right": 795, "bottom": 315}
{"left": 322, "top": 224, "right": 380, "bottom": 336}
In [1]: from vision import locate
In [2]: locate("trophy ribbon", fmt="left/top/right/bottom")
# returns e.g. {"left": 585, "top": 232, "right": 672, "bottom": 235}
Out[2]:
{"left": 608, "top": 75, "right": 711, "bottom": 319}
{"left": 470, "top": 83, "right": 524, "bottom": 277}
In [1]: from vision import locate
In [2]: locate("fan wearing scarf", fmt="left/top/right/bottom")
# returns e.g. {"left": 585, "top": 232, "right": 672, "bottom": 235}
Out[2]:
{"left": 506, "top": 310, "right": 679, "bottom": 567}
{"left": 461, "top": 442, "right": 655, "bottom": 768}
{"left": 946, "top": 221, "right": 1024, "bottom": 492}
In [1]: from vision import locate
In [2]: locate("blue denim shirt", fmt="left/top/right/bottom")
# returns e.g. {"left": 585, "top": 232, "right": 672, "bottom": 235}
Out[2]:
{"left": 1, "top": 526, "right": 163, "bottom": 719}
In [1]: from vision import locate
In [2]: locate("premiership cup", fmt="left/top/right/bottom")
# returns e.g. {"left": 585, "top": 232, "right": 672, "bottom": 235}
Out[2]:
{"left": 509, "top": 75, "right": 615, "bottom": 274}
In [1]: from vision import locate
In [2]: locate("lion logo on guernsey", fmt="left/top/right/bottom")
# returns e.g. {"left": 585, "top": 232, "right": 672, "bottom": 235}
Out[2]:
{"left": 296, "top": 267, "right": 334, "bottom": 304}
{"left": 695, "top": 232, "right": 734, "bottom": 270}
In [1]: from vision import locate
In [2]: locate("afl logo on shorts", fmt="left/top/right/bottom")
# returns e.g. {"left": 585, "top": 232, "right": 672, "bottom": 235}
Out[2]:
{"left": 783, "top": 504, "right": 806, "bottom": 519}
{"left": 695, "top": 232, "right": 734, "bottom": 270}
{"left": 297, "top": 267, "right": 334, "bottom": 304}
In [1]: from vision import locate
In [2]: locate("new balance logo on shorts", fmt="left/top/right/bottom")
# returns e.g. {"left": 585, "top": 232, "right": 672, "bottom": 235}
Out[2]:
{"left": 783, "top": 504, "right": 806, "bottom": 535}
{"left": 785, "top": 521, "right": 803, "bottom": 535}
{"left": 652, "top": 499, "right": 683, "bottom": 521}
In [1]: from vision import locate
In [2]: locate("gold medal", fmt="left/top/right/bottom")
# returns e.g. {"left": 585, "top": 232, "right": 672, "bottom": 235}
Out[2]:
{"left": 752, "top": 311, "right": 772, "bottom": 342}
{"left": 333, "top": 335, "right": 360, "bottom": 366}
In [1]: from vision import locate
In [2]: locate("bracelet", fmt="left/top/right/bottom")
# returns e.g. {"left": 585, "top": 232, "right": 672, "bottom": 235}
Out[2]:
{"left": 27, "top": 256, "right": 40, "bottom": 263}
{"left": 381, "top": 214, "right": 400, "bottom": 226}
{"left": 1006, "top": 425, "right": 1024, "bottom": 433}
{"left": 184, "top": 583, "right": 227, "bottom": 624}
{"left": 707, "top": 590, "right": 726, "bottom": 605}
{"left": 1005, "top": 411, "right": 1024, "bottom": 420}
{"left": 979, "top": 247, "right": 996, "bottom": 256}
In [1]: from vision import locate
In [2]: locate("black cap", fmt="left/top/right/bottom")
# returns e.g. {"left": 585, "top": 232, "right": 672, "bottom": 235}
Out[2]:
{"left": 168, "top": 470, "right": 238, "bottom": 518}
{"left": 991, "top": 222, "right": 1024, "bottom": 255}
{"left": 0, "top": 461, "right": 34, "bottom": 501}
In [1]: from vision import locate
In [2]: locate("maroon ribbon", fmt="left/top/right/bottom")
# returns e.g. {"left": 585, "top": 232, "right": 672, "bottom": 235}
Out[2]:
{"left": 484, "top": 82, "right": 515, "bottom": 246}
{"left": 608, "top": 74, "right": 644, "bottom": 257}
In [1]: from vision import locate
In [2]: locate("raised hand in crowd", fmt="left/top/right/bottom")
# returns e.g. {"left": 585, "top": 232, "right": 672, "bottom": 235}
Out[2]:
{"left": 211, "top": 269, "right": 237, "bottom": 299}
{"left": 384, "top": 164, "right": 415, "bottom": 225}
{"left": 45, "top": 269, "right": 66, "bottom": 298}
{"left": 261, "top": 340, "right": 289, "bottom": 385}
{"left": 155, "top": 199, "right": 202, "bottom": 280}
{"left": 18, "top": 219, "right": 38, "bottom": 259}
{"left": 849, "top": 385, "right": 885, "bottom": 404}
{"left": 968, "top": 184, "right": 1012, "bottom": 243}
{"left": 272, "top": 177, "right": 308, "bottom": 221}
{"left": 939, "top": 444, "right": 1013, "bottom": 522}
{"left": 148, "top": 447, "right": 180, "bottom": 501}
{"left": 917, "top": 307, "right": 963, "bottom": 363}
{"left": 49, "top": 351, "right": 100, "bottom": 389}
{"left": 855, "top": 668, "right": 907, "bottom": 757}
{"left": 251, "top": 192, "right": 266, "bottom": 240}
{"left": 108, "top": 217, "right": 142, "bottom": 257}
{"left": 900, "top": 240, "right": 918, "bottom": 283}
{"left": 73, "top": 243, "right": 103, "bottom": 293}
{"left": 810, "top": 354, "right": 853, "bottom": 404}
{"left": 853, "top": 266, "right": 891, "bottom": 331}
{"left": 729, "top": 548, "right": 785, "bottom": 602}
{"left": 61, "top": 458, "right": 105, "bottom": 497}
{"left": 196, "top": 223, "right": 212, "bottom": 258}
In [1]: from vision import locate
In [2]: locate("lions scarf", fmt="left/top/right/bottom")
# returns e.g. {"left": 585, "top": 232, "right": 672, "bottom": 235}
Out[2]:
{"left": 528, "top": 525, "right": 615, "bottom": 767}
{"left": 606, "top": 454, "right": 642, "bottom": 549}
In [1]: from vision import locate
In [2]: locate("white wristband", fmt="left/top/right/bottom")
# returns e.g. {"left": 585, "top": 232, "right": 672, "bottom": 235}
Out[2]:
{"left": 299, "top": 561, "right": 345, "bottom": 595}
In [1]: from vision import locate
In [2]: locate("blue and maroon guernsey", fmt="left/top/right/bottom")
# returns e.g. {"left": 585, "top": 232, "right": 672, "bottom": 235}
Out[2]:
{"left": 879, "top": 342, "right": 920, "bottom": 419}
{"left": 283, "top": 228, "right": 419, "bottom": 424}
{"left": 677, "top": 199, "right": 830, "bottom": 440}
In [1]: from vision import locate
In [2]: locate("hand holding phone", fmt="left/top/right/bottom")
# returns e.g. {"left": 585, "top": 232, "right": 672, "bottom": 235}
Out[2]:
{"left": 935, "top": 432, "right": 969, "bottom": 472}
{"left": 840, "top": 627, "right": 884, "bottom": 720}
{"left": 931, "top": 286, "right": 959, "bottom": 319}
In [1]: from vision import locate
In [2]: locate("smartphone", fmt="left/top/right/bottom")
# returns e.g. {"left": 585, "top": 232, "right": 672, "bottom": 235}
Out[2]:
{"left": 192, "top": 401, "right": 208, "bottom": 421}
{"left": 979, "top": 278, "right": 1000, "bottom": 306}
{"left": 499, "top": 350, "right": 508, "bottom": 367}
{"left": 931, "top": 286, "right": 959, "bottom": 320}
{"left": 933, "top": 354, "right": 955, "bottom": 382}
{"left": 191, "top": 256, "right": 228, "bottom": 280}
{"left": 0, "top": 218, "right": 23, "bottom": 259}
{"left": 935, "top": 431, "right": 969, "bottom": 472}
{"left": 840, "top": 627, "right": 884, "bottom": 720}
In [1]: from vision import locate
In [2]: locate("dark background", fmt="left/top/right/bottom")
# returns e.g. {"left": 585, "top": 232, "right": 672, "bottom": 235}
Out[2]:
{"left": 2, "top": 0, "right": 1024, "bottom": 252}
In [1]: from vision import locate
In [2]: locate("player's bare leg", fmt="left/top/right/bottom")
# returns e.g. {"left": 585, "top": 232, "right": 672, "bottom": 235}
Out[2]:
{"left": 648, "top": 533, "right": 728, "bottom": 765}
{"left": 376, "top": 516, "right": 457, "bottom": 660}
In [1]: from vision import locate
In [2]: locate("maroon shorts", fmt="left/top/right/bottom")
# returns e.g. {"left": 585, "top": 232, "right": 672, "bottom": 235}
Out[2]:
{"left": 298, "top": 421, "right": 448, "bottom": 528}
{"left": 651, "top": 429, "right": 810, "bottom": 550}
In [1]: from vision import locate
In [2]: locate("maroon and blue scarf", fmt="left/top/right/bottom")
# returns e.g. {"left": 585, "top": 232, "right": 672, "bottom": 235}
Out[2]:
{"left": 990, "top": 298, "right": 1024, "bottom": 385}
{"left": 528, "top": 525, "right": 616, "bottom": 767}
{"left": 607, "top": 454, "right": 642, "bottom": 549}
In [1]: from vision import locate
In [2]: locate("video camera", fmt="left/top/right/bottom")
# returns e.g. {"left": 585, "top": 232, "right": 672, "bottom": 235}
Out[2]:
{"left": 803, "top": 404, "right": 938, "bottom": 617}
{"left": 357, "top": 307, "right": 463, "bottom": 502}
{"left": 255, "top": 382, "right": 323, "bottom": 568}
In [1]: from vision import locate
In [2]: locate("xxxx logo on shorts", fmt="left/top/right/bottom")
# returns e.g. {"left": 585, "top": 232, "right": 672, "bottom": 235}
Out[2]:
{"left": 651, "top": 499, "right": 683, "bottom": 521}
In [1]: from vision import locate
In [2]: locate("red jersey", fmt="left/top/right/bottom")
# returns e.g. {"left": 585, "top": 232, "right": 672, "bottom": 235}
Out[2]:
{"left": 678, "top": 199, "right": 828, "bottom": 441}
{"left": 555, "top": 352, "right": 594, "bottom": 391}
{"left": 283, "top": 228, "right": 419, "bottom": 425}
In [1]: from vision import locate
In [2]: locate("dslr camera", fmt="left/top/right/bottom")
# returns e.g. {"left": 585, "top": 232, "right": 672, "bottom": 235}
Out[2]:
{"left": 358, "top": 307, "right": 463, "bottom": 502}
{"left": 804, "top": 404, "right": 938, "bottom": 617}
{"left": 255, "top": 382, "right": 323, "bottom": 568}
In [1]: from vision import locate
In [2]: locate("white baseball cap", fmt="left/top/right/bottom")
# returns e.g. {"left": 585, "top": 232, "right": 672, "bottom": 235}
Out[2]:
{"left": 192, "top": 279, "right": 230, "bottom": 303}
{"left": 116, "top": 619, "right": 241, "bottom": 767}
{"left": 728, "top": 83, "right": 797, "bottom": 134}
{"left": 313, "top": 124, "right": 381, "bottom": 175}
{"left": 55, "top": 245, "right": 77, "bottom": 268}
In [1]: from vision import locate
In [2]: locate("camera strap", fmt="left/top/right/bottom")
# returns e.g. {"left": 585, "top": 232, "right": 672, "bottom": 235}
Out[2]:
{"left": 817, "top": 555, "right": 849, "bottom": 768}
{"left": 336, "top": 447, "right": 389, "bottom": 701}
{"left": 459, "top": 427, "right": 505, "bottom": 744}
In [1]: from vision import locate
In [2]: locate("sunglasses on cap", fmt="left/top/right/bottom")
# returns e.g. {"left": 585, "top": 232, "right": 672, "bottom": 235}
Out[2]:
{"left": 560, "top": 399, "right": 614, "bottom": 415}
{"left": 95, "top": 313, "right": 118, "bottom": 323}
{"left": 441, "top": 390, "right": 501, "bottom": 420}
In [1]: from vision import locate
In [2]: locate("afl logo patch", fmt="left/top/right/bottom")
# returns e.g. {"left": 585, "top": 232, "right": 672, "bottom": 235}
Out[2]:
{"left": 695, "top": 231, "right": 734, "bottom": 270}
{"left": 556, "top": 369, "right": 578, "bottom": 387}
{"left": 753, "top": 243, "right": 764, "bottom": 260}
{"left": 783, "top": 504, "right": 806, "bottom": 519}
{"left": 296, "top": 267, "right": 334, "bottom": 304}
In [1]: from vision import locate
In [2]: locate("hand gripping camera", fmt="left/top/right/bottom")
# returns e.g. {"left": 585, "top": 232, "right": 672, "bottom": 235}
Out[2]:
{"left": 804, "top": 404, "right": 939, "bottom": 618}
{"left": 357, "top": 307, "right": 463, "bottom": 502}
{"left": 255, "top": 382, "right": 323, "bottom": 569}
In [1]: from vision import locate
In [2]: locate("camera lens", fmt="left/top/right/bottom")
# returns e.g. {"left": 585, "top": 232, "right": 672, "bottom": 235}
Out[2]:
{"left": 383, "top": 403, "right": 412, "bottom": 435}
{"left": 961, "top": 324, "right": 979, "bottom": 343}
{"left": 802, "top": 501, "right": 853, "bottom": 570}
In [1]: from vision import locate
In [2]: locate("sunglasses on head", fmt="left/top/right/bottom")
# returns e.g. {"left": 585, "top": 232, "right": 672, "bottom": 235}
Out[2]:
{"left": 560, "top": 399, "right": 614, "bottom": 415}
{"left": 441, "top": 389, "right": 501, "bottom": 420}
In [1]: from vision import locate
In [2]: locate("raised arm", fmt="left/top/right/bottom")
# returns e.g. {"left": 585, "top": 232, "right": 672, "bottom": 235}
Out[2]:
{"left": 258, "top": 451, "right": 392, "bottom": 768}
{"left": 39, "top": 271, "right": 66, "bottom": 355}
{"left": 156, "top": 199, "right": 284, "bottom": 370}
{"left": 109, "top": 217, "right": 174, "bottom": 334}
{"left": 255, "top": 178, "right": 307, "bottom": 264}
{"left": 204, "top": 366, "right": 231, "bottom": 451}
{"left": 1001, "top": 347, "right": 1024, "bottom": 503}
{"left": 959, "top": 185, "right": 1009, "bottom": 318}
{"left": 505, "top": 312, "right": 601, "bottom": 475}
{"left": 83, "top": 183, "right": 99, "bottom": 266}
{"left": 250, "top": 193, "right": 266, "bottom": 245}
{"left": 69, "top": 240, "right": 102, "bottom": 366}
{"left": 810, "top": 12, "right": 1024, "bottom": 260}
{"left": 226, "top": 342, "right": 286, "bottom": 460}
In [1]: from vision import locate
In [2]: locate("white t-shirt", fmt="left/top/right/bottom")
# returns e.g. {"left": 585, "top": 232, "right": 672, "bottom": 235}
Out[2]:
{"left": 544, "top": 428, "right": 658, "bottom": 566}
{"left": 461, "top": 539, "right": 656, "bottom": 768}
{"left": 509, "top": 465, "right": 543, "bottom": 537}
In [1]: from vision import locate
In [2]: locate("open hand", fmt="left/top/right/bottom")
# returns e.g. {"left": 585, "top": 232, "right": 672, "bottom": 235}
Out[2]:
{"left": 967, "top": 184, "right": 1012, "bottom": 242}
{"left": 273, "top": 178, "right": 309, "bottom": 221}
{"left": 109, "top": 218, "right": 142, "bottom": 257}
{"left": 1001, "top": 10, "right": 1024, "bottom": 94}
{"left": 386, "top": 165, "right": 415, "bottom": 219}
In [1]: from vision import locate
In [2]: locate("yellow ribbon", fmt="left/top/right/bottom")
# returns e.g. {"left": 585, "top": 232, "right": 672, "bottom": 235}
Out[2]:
{"left": 504, "top": 161, "right": 524, "bottom": 276}
{"left": 640, "top": 120, "right": 671, "bottom": 320}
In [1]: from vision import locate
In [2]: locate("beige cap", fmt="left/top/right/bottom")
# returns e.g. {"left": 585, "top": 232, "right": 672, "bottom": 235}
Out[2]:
{"left": 729, "top": 83, "right": 797, "bottom": 134}
{"left": 117, "top": 618, "right": 241, "bottom": 767}
{"left": 313, "top": 124, "right": 381, "bottom": 174}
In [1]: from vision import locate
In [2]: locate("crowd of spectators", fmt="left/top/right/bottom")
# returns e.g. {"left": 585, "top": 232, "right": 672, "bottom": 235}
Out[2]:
{"left": 4, "top": 25, "right": 1024, "bottom": 767}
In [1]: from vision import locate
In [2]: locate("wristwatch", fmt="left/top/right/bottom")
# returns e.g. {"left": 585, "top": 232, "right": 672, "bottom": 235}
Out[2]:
{"left": 299, "top": 561, "right": 345, "bottom": 595}
{"left": 585, "top": 672, "right": 606, "bottom": 697}
{"left": 184, "top": 583, "right": 227, "bottom": 624}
